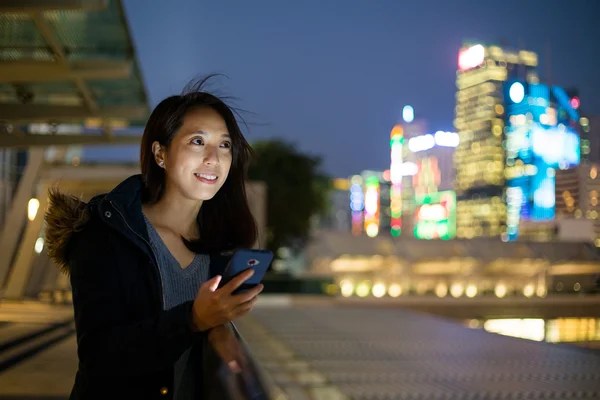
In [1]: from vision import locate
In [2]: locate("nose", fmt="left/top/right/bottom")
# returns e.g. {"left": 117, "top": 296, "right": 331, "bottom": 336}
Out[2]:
{"left": 203, "top": 145, "right": 220, "bottom": 166}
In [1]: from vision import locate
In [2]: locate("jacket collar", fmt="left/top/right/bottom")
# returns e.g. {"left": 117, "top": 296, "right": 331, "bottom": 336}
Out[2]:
{"left": 95, "top": 174, "right": 149, "bottom": 242}
{"left": 95, "top": 175, "right": 231, "bottom": 276}
{"left": 46, "top": 174, "right": 231, "bottom": 276}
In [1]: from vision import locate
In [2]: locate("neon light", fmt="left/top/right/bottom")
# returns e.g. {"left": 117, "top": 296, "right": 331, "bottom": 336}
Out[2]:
{"left": 366, "top": 223, "right": 379, "bottom": 238}
{"left": 504, "top": 82, "right": 581, "bottom": 240}
{"left": 349, "top": 183, "right": 364, "bottom": 236}
{"left": 551, "top": 86, "right": 579, "bottom": 121}
{"left": 417, "top": 204, "right": 448, "bottom": 220}
{"left": 570, "top": 96, "right": 580, "bottom": 109}
{"left": 434, "top": 131, "right": 460, "bottom": 147}
{"left": 402, "top": 105, "right": 414, "bottom": 123}
{"left": 413, "top": 191, "right": 456, "bottom": 240}
{"left": 408, "top": 132, "right": 459, "bottom": 152}
{"left": 408, "top": 134, "right": 435, "bottom": 152}
{"left": 363, "top": 176, "right": 380, "bottom": 237}
{"left": 458, "top": 44, "right": 485, "bottom": 71}
{"left": 382, "top": 169, "right": 391, "bottom": 181}
{"left": 389, "top": 125, "right": 404, "bottom": 236}
{"left": 509, "top": 82, "right": 525, "bottom": 103}
{"left": 530, "top": 125, "right": 580, "bottom": 168}
{"left": 533, "top": 178, "right": 555, "bottom": 209}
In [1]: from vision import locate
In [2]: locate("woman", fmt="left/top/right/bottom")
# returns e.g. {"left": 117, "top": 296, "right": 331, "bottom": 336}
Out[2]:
{"left": 44, "top": 78, "right": 264, "bottom": 399}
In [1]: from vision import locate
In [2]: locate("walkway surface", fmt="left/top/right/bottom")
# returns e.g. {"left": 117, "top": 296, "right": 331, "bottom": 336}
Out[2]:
{"left": 1, "top": 298, "right": 599, "bottom": 399}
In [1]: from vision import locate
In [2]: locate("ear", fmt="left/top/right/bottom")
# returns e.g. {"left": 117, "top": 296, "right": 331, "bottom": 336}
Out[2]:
{"left": 152, "top": 141, "right": 166, "bottom": 168}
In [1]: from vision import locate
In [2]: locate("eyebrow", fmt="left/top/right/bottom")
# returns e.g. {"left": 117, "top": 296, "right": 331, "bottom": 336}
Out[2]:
{"left": 190, "top": 130, "right": 231, "bottom": 139}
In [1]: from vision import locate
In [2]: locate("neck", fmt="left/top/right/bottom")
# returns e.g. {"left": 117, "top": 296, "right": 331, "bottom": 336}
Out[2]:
{"left": 143, "top": 188, "right": 202, "bottom": 239}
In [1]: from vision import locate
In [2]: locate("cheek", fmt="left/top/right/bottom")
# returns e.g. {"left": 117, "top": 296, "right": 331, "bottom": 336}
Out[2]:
{"left": 166, "top": 149, "right": 196, "bottom": 179}
{"left": 222, "top": 155, "right": 233, "bottom": 177}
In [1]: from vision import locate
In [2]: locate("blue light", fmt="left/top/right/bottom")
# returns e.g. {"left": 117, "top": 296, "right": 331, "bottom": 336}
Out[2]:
{"left": 509, "top": 82, "right": 525, "bottom": 103}
{"left": 531, "top": 124, "right": 580, "bottom": 168}
{"left": 402, "top": 105, "right": 414, "bottom": 123}
{"left": 350, "top": 184, "right": 364, "bottom": 212}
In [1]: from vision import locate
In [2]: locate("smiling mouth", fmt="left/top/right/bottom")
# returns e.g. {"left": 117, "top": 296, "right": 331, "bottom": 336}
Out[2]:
{"left": 194, "top": 172, "right": 218, "bottom": 182}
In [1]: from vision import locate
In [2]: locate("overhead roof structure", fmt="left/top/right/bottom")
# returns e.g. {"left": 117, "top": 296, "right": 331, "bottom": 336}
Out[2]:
{"left": 0, "top": 0, "right": 150, "bottom": 148}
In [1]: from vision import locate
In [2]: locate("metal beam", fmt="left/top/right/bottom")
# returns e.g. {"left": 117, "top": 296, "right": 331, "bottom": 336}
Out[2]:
{"left": 0, "top": 149, "right": 44, "bottom": 293}
{"left": 0, "top": 103, "right": 147, "bottom": 122}
{"left": 41, "top": 164, "right": 140, "bottom": 181}
{"left": 0, "top": 61, "right": 132, "bottom": 84}
{"left": 0, "top": 133, "right": 142, "bottom": 148}
{"left": 32, "top": 12, "right": 100, "bottom": 116}
{"left": 3, "top": 183, "right": 49, "bottom": 299}
{"left": 0, "top": 0, "right": 108, "bottom": 13}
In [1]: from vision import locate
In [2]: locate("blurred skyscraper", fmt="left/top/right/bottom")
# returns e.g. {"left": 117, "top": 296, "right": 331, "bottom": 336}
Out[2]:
{"left": 453, "top": 43, "right": 539, "bottom": 239}
{"left": 555, "top": 163, "right": 600, "bottom": 244}
{"left": 581, "top": 116, "right": 599, "bottom": 163}
{"left": 454, "top": 43, "right": 584, "bottom": 242}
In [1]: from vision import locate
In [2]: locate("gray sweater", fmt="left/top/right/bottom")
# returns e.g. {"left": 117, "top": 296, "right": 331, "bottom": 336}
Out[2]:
{"left": 144, "top": 215, "right": 209, "bottom": 400}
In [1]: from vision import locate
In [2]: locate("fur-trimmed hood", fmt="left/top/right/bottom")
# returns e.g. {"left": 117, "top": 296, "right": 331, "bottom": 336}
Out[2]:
{"left": 44, "top": 175, "right": 146, "bottom": 274}
{"left": 45, "top": 189, "right": 91, "bottom": 274}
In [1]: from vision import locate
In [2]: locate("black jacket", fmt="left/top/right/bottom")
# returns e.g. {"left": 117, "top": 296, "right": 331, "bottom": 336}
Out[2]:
{"left": 45, "top": 175, "right": 235, "bottom": 399}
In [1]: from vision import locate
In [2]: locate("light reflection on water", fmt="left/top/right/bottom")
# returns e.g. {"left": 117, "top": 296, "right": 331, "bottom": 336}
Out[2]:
{"left": 468, "top": 317, "right": 600, "bottom": 345}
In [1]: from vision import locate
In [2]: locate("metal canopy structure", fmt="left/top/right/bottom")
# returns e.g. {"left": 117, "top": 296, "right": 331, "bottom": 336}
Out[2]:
{"left": 0, "top": 0, "right": 150, "bottom": 148}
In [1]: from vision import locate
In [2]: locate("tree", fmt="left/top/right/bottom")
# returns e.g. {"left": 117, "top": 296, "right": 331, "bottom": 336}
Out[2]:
{"left": 248, "top": 140, "right": 329, "bottom": 255}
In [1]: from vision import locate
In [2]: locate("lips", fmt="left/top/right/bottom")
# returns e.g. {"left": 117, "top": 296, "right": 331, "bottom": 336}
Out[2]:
{"left": 194, "top": 172, "right": 218, "bottom": 184}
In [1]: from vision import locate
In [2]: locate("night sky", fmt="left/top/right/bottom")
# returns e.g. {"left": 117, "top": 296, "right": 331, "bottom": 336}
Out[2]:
{"left": 84, "top": 0, "right": 600, "bottom": 178}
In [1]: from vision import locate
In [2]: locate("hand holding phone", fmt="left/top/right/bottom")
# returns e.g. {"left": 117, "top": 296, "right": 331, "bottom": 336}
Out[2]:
{"left": 191, "top": 249, "right": 273, "bottom": 331}
{"left": 221, "top": 249, "right": 273, "bottom": 294}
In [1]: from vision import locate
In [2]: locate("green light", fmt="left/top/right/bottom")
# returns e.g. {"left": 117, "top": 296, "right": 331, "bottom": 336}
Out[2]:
{"left": 390, "top": 137, "right": 404, "bottom": 146}
{"left": 413, "top": 191, "right": 457, "bottom": 240}
{"left": 366, "top": 176, "right": 379, "bottom": 186}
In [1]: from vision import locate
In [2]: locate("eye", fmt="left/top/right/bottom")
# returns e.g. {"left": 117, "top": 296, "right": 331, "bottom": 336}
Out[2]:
{"left": 191, "top": 137, "right": 204, "bottom": 145}
{"left": 220, "top": 141, "right": 232, "bottom": 149}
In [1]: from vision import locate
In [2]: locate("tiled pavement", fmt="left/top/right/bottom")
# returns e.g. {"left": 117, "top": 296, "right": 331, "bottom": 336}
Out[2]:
{"left": 1, "top": 299, "right": 600, "bottom": 399}
{"left": 241, "top": 304, "right": 600, "bottom": 399}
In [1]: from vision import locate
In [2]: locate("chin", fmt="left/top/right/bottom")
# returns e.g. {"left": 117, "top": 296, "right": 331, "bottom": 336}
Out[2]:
{"left": 184, "top": 185, "right": 222, "bottom": 201}
{"left": 178, "top": 177, "right": 226, "bottom": 202}
{"left": 188, "top": 190, "right": 219, "bottom": 202}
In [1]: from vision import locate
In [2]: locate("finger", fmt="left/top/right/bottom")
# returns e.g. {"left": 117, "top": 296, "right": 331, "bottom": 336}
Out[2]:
{"left": 230, "top": 284, "right": 264, "bottom": 304}
{"left": 205, "top": 275, "right": 222, "bottom": 292}
{"left": 221, "top": 269, "right": 255, "bottom": 295}
{"left": 231, "top": 296, "right": 259, "bottom": 317}
{"left": 228, "top": 360, "right": 241, "bottom": 373}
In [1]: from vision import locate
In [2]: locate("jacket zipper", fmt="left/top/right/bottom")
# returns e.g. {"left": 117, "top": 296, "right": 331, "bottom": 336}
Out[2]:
{"left": 108, "top": 201, "right": 165, "bottom": 311}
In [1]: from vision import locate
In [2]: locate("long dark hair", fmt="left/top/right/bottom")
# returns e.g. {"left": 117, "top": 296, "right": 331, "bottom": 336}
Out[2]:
{"left": 140, "top": 76, "right": 257, "bottom": 253}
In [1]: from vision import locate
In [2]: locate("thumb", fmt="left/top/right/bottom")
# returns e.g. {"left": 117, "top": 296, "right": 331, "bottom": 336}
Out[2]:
{"left": 206, "top": 275, "right": 222, "bottom": 292}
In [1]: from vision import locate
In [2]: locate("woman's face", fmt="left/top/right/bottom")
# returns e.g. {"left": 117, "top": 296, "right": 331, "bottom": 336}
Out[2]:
{"left": 156, "top": 107, "right": 233, "bottom": 202}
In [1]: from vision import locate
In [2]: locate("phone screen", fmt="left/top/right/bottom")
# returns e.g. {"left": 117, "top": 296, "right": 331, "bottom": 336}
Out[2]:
{"left": 221, "top": 249, "right": 273, "bottom": 293}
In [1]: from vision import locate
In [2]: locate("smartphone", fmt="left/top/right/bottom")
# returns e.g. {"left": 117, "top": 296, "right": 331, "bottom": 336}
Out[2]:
{"left": 221, "top": 249, "right": 274, "bottom": 294}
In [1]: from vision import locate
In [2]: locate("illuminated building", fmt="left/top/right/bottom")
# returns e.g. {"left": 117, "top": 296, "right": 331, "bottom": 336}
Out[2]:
{"left": 363, "top": 176, "right": 381, "bottom": 237}
{"left": 403, "top": 129, "right": 458, "bottom": 239}
{"left": 399, "top": 118, "right": 428, "bottom": 234}
{"left": 407, "top": 131, "right": 458, "bottom": 196}
{"left": 555, "top": 163, "right": 600, "bottom": 245}
{"left": 504, "top": 82, "right": 580, "bottom": 240}
{"left": 454, "top": 42, "right": 537, "bottom": 239}
{"left": 389, "top": 125, "right": 404, "bottom": 236}
{"left": 349, "top": 175, "right": 364, "bottom": 236}
{"left": 379, "top": 176, "right": 392, "bottom": 234}
{"left": 580, "top": 116, "right": 599, "bottom": 163}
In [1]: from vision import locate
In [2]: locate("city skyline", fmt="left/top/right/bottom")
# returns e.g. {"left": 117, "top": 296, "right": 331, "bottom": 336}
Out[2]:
{"left": 81, "top": 0, "right": 600, "bottom": 177}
